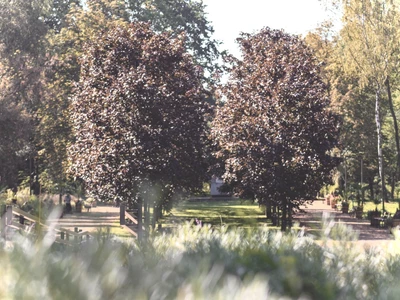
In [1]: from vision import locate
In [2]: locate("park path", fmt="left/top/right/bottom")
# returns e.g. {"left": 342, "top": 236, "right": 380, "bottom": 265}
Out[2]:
{"left": 46, "top": 201, "right": 396, "bottom": 247}
{"left": 47, "top": 205, "right": 122, "bottom": 233}
{"left": 295, "top": 200, "right": 394, "bottom": 247}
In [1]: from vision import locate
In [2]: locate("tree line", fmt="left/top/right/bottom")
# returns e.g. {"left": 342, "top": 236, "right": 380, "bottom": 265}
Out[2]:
{"left": 1, "top": 0, "right": 399, "bottom": 230}
{"left": 307, "top": 0, "right": 400, "bottom": 209}
{"left": 0, "top": 0, "right": 219, "bottom": 194}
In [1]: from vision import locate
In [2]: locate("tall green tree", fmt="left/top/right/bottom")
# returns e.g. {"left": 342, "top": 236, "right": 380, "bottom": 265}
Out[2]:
{"left": 0, "top": 98, "right": 31, "bottom": 189}
{"left": 0, "top": 0, "right": 50, "bottom": 111}
{"left": 126, "top": 0, "right": 221, "bottom": 77}
{"left": 305, "top": 15, "right": 390, "bottom": 202}
{"left": 44, "top": 0, "right": 81, "bottom": 32}
{"left": 37, "top": 1, "right": 122, "bottom": 192}
{"left": 337, "top": 0, "right": 400, "bottom": 207}
{"left": 340, "top": 85, "right": 381, "bottom": 200}
{"left": 212, "top": 28, "right": 339, "bottom": 231}
{"left": 82, "top": 0, "right": 221, "bottom": 79}
{"left": 0, "top": 0, "right": 53, "bottom": 190}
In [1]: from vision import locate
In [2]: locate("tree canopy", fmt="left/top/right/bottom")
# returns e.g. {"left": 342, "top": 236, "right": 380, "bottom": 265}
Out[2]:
{"left": 69, "top": 22, "right": 210, "bottom": 205}
{"left": 127, "top": 0, "right": 221, "bottom": 76}
{"left": 212, "top": 27, "right": 340, "bottom": 230}
{"left": 0, "top": 0, "right": 220, "bottom": 197}
{"left": 331, "top": 0, "right": 400, "bottom": 205}
{"left": 0, "top": 99, "right": 31, "bottom": 188}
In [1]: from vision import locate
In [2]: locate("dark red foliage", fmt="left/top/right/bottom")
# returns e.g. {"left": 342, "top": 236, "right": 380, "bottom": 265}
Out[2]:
{"left": 212, "top": 28, "right": 340, "bottom": 208}
{"left": 69, "top": 22, "right": 210, "bottom": 203}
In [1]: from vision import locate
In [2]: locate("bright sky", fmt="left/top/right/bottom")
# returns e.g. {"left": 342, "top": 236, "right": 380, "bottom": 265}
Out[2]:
{"left": 202, "top": 0, "right": 333, "bottom": 57}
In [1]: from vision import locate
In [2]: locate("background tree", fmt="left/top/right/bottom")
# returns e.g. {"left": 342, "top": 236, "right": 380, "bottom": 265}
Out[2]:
{"left": 308, "top": 2, "right": 400, "bottom": 204}
{"left": 306, "top": 27, "right": 380, "bottom": 200}
{"left": 44, "top": 0, "right": 81, "bottom": 32}
{"left": 36, "top": 0, "right": 219, "bottom": 194}
{"left": 35, "top": 0, "right": 122, "bottom": 196}
{"left": 0, "top": 0, "right": 52, "bottom": 192}
{"left": 337, "top": 0, "right": 400, "bottom": 207}
{"left": 126, "top": 0, "right": 221, "bottom": 77}
{"left": 0, "top": 0, "right": 220, "bottom": 195}
{"left": 69, "top": 22, "right": 210, "bottom": 232}
{"left": 212, "top": 27, "right": 340, "bottom": 230}
{"left": 80, "top": 0, "right": 221, "bottom": 80}
{"left": 0, "top": 97, "right": 31, "bottom": 189}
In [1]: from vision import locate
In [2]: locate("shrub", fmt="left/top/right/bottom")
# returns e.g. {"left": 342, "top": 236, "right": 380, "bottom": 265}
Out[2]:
{"left": 0, "top": 215, "right": 400, "bottom": 299}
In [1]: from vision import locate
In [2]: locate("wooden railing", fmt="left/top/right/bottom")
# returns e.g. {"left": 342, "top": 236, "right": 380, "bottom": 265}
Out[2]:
{"left": 1, "top": 205, "right": 92, "bottom": 244}
{"left": 119, "top": 204, "right": 145, "bottom": 238}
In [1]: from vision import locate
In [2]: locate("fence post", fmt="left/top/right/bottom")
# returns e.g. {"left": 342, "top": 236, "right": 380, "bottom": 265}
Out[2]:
{"left": 6, "top": 206, "right": 12, "bottom": 226}
{"left": 1, "top": 205, "right": 5, "bottom": 239}
{"left": 120, "top": 203, "right": 126, "bottom": 225}
{"left": 137, "top": 197, "right": 143, "bottom": 241}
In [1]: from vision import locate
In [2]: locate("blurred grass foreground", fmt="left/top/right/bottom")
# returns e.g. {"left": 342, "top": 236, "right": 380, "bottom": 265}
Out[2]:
{"left": 2, "top": 215, "right": 400, "bottom": 300}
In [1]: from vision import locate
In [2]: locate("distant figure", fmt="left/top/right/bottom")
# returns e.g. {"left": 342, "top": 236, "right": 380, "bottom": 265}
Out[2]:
{"left": 64, "top": 192, "right": 72, "bottom": 214}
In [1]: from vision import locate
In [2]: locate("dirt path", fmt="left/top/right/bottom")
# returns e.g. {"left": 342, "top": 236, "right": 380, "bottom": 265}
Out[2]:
{"left": 295, "top": 200, "right": 394, "bottom": 247}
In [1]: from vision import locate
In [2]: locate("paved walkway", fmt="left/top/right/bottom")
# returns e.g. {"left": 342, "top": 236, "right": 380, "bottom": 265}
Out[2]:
{"left": 48, "top": 205, "right": 121, "bottom": 233}
{"left": 47, "top": 201, "right": 396, "bottom": 247}
{"left": 295, "top": 200, "right": 394, "bottom": 247}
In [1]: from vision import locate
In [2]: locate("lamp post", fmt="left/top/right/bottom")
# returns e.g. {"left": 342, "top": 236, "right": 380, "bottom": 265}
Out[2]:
{"left": 343, "top": 150, "right": 352, "bottom": 202}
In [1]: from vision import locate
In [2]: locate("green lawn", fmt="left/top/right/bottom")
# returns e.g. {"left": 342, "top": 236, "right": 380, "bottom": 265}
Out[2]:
{"left": 346, "top": 200, "right": 400, "bottom": 215}
{"left": 161, "top": 199, "right": 268, "bottom": 228}
{"left": 157, "top": 198, "right": 400, "bottom": 230}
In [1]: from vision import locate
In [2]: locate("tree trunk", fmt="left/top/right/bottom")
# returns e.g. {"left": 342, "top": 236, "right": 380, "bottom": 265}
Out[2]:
{"left": 159, "top": 205, "right": 163, "bottom": 219}
{"left": 386, "top": 77, "right": 400, "bottom": 179}
{"left": 272, "top": 203, "right": 277, "bottom": 226}
{"left": 151, "top": 199, "right": 156, "bottom": 229}
{"left": 281, "top": 198, "right": 287, "bottom": 231}
{"left": 29, "top": 157, "right": 33, "bottom": 196}
{"left": 391, "top": 172, "right": 395, "bottom": 200}
{"left": 368, "top": 177, "right": 374, "bottom": 200}
{"left": 34, "top": 163, "right": 40, "bottom": 196}
{"left": 265, "top": 198, "right": 272, "bottom": 219}
{"left": 144, "top": 197, "right": 149, "bottom": 229}
{"left": 152, "top": 202, "right": 162, "bottom": 229}
{"left": 375, "top": 88, "right": 386, "bottom": 211}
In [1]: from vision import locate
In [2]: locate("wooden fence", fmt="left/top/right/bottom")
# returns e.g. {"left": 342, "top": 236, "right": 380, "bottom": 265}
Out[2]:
{"left": 1, "top": 205, "right": 92, "bottom": 245}
{"left": 119, "top": 203, "right": 145, "bottom": 239}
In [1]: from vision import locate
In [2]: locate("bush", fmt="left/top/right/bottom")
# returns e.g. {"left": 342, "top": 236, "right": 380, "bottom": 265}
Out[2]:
{"left": 1, "top": 215, "right": 400, "bottom": 299}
